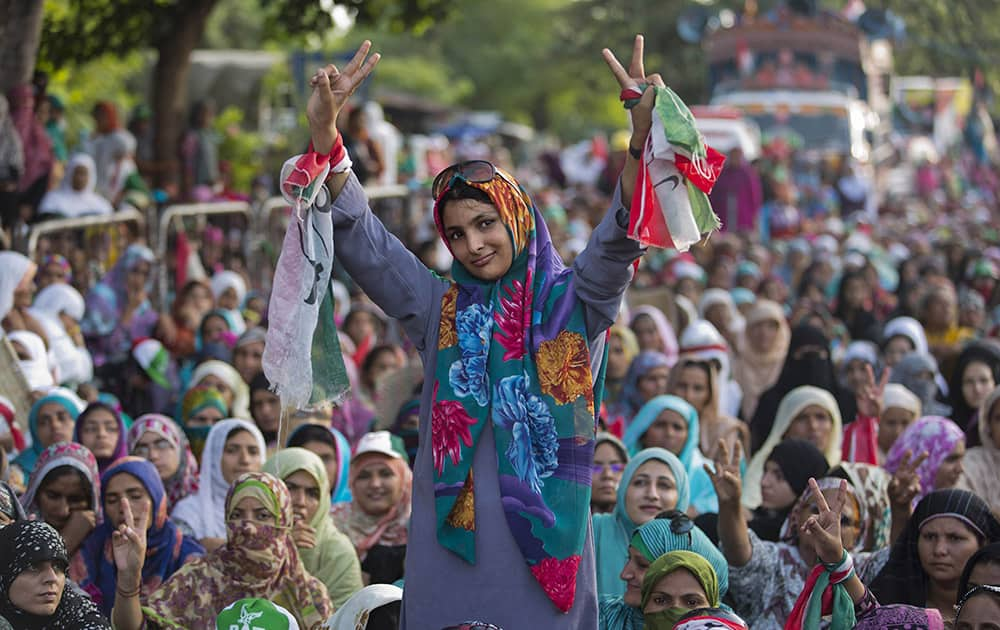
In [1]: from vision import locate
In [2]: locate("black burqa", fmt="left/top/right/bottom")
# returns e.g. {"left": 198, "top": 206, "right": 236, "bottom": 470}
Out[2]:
{"left": 749, "top": 324, "right": 857, "bottom": 454}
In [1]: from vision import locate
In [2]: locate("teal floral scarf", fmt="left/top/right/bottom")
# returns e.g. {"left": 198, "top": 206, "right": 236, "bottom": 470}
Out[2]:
{"left": 431, "top": 168, "right": 603, "bottom": 612}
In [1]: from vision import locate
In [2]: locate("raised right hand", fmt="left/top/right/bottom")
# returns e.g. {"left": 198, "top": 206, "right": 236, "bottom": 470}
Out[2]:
{"left": 112, "top": 497, "right": 148, "bottom": 581}
{"left": 706, "top": 439, "right": 743, "bottom": 506}
{"left": 307, "top": 40, "right": 381, "bottom": 154}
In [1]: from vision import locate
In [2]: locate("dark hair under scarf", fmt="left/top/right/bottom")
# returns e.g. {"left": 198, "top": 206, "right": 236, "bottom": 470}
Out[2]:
{"left": 747, "top": 439, "right": 830, "bottom": 542}
{"left": 958, "top": 542, "right": 1000, "bottom": 604}
{"left": 0, "top": 520, "right": 109, "bottom": 629}
{"left": 949, "top": 340, "right": 1000, "bottom": 445}
{"left": 750, "top": 324, "right": 857, "bottom": 453}
{"left": 871, "top": 489, "right": 1000, "bottom": 607}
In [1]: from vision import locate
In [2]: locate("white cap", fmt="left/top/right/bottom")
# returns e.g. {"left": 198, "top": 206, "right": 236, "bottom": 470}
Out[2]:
{"left": 352, "top": 430, "right": 402, "bottom": 462}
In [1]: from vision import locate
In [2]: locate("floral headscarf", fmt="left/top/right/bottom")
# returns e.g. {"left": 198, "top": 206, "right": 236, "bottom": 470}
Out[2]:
{"left": 20, "top": 441, "right": 102, "bottom": 524}
{"left": 80, "top": 457, "right": 204, "bottom": 616}
{"left": 143, "top": 471, "right": 331, "bottom": 628}
{"left": 885, "top": 416, "right": 965, "bottom": 504}
{"left": 429, "top": 164, "right": 610, "bottom": 612}
{"left": 126, "top": 413, "right": 199, "bottom": 509}
{"left": 852, "top": 604, "right": 944, "bottom": 630}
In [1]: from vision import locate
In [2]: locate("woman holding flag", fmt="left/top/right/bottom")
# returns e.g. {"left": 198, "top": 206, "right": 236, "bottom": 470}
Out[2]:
{"left": 254, "top": 34, "right": 722, "bottom": 628}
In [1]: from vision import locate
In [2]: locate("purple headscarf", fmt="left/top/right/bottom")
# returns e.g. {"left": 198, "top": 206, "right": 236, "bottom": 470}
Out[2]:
{"left": 885, "top": 416, "right": 965, "bottom": 503}
{"left": 852, "top": 604, "right": 943, "bottom": 630}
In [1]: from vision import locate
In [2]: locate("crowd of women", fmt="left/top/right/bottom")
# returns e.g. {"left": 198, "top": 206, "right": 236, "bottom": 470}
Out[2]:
{"left": 0, "top": 37, "right": 999, "bottom": 630}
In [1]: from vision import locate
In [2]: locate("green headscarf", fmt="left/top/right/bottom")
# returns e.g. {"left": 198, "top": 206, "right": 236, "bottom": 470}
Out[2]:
{"left": 640, "top": 550, "right": 719, "bottom": 630}
{"left": 263, "top": 448, "right": 363, "bottom": 608}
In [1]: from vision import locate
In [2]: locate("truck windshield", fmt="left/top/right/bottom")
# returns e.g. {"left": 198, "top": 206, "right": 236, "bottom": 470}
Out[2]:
{"left": 748, "top": 112, "right": 851, "bottom": 150}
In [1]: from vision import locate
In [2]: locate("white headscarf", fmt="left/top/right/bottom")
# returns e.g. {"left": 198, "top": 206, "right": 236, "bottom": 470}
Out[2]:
{"left": 32, "top": 283, "right": 86, "bottom": 321}
{"left": 190, "top": 359, "right": 251, "bottom": 419}
{"left": 742, "top": 385, "right": 842, "bottom": 509}
{"left": 882, "top": 383, "right": 922, "bottom": 418}
{"left": 883, "top": 316, "right": 929, "bottom": 356}
{"left": 324, "top": 584, "right": 402, "bottom": 630}
{"left": 25, "top": 309, "right": 93, "bottom": 386}
{"left": 169, "top": 418, "right": 265, "bottom": 540}
{"left": 38, "top": 153, "right": 113, "bottom": 219}
{"left": 698, "top": 288, "right": 746, "bottom": 337}
{"left": 7, "top": 330, "right": 54, "bottom": 391}
{"left": 210, "top": 271, "right": 248, "bottom": 335}
{"left": 0, "top": 252, "right": 33, "bottom": 323}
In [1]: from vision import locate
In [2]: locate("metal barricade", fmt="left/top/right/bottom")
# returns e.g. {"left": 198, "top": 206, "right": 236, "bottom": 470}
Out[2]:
{"left": 26, "top": 208, "right": 146, "bottom": 261}
{"left": 156, "top": 201, "right": 252, "bottom": 308}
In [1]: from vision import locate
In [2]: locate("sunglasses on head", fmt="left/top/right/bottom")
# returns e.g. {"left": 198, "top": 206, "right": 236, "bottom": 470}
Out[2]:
{"left": 432, "top": 160, "right": 516, "bottom": 201}
{"left": 656, "top": 509, "right": 695, "bottom": 539}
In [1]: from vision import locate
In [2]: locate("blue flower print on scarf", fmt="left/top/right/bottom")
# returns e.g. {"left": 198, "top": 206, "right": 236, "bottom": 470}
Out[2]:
{"left": 448, "top": 303, "right": 492, "bottom": 406}
{"left": 493, "top": 375, "right": 559, "bottom": 495}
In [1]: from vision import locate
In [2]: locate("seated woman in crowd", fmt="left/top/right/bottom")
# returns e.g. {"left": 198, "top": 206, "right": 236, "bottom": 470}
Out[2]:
{"left": 630, "top": 305, "right": 679, "bottom": 363}
{"left": 960, "top": 386, "right": 1000, "bottom": 515}
{"left": 948, "top": 341, "right": 1000, "bottom": 446}
{"left": 748, "top": 438, "right": 829, "bottom": 542}
{"left": 80, "top": 457, "right": 203, "bottom": 615}
{"left": 12, "top": 390, "right": 82, "bottom": 480}
{"left": 37, "top": 153, "right": 113, "bottom": 219}
{"left": 732, "top": 299, "right": 790, "bottom": 422}
{"left": 0, "top": 520, "right": 109, "bottom": 629}
{"left": 885, "top": 415, "right": 966, "bottom": 504}
{"left": 877, "top": 383, "right": 922, "bottom": 464}
{"left": 592, "top": 433, "right": 629, "bottom": 515}
{"left": 155, "top": 279, "right": 214, "bottom": 360}
{"left": 209, "top": 270, "right": 247, "bottom": 336}
{"left": 750, "top": 325, "right": 855, "bottom": 453}
{"left": 668, "top": 347, "right": 748, "bottom": 460}
{"left": 604, "top": 325, "right": 640, "bottom": 409}
{"left": 594, "top": 448, "right": 689, "bottom": 599}
{"left": 177, "top": 384, "right": 229, "bottom": 460}
{"left": 958, "top": 543, "right": 1000, "bottom": 602}
{"left": 126, "top": 414, "right": 200, "bottom": 511}
{"left": 623, "top": 395, "right": 718, "bottom": 514}
{"left": 286, "top": 422, "right": 352, "bottom": 504}
{"left": 74, "top": 401, "right": 128, "bottom": 474}
{"left": 20, "top": 442, "right": 102, "bottom": 583}
{"left": 232, "top": 327, "right": 266, "bottom": 386}
{"left": 872, "top": 488, "right": 1000, "bottom": 622}
{"left": 599, "top": 512, "right": 728, "bottom": 630}
{"left": 331, "top": 431, "right": 411, "bottom": 585}
{"left": 882, "top": 316, "right": 930, "bottom": 368}
{"left": 743, "top": 385, "right": 843, "bottom": 510}
{"left": 955, "top": 583, "right": 1000, "bottom": 630}
{"left": 188, "top": 359, "right": 250, "bottom": 419}
{"left": 81, "top": 244, "right": 159, "bottom": 374}
{"left": 640, "top": 550, "right": 721, "bottom": 630}
{"left": 112, "top": 471, "right": 332, "bottom": 629}
{"left": 711, "top": 437, "right": 914, "bottom": 628}
{"left": 170, "top": 418, "right": 265, "bottom": 551}
{"left": 890, "top": 352, "right": 951, "bottom": 417}
{"left": 607, "top": 350, "right": 673, "bottom": 430}
{"left": 263, "top": 447, "right": 364, "bottom": 608}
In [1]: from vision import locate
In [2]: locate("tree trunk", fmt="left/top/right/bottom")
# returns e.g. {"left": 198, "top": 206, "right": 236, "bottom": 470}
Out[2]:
{"left": 151, "top": 0, "right": 220, "bottom": 190}
{"left": 0, "top": 0, "right": 46, "bottom": 94}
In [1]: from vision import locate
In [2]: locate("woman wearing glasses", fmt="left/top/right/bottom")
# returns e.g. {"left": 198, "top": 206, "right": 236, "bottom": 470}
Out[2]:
{"left": 286, "top": 34, "right": 660, "bottom": 628}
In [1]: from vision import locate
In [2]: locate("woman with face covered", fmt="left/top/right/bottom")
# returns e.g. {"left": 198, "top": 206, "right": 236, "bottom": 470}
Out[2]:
{"left": 749, "top": 324, "right": 856, "bottom": 454}
{"left": 599, "top": 512, "right": 727, "bottom": 630}
{"left": 278, "top": 36, "right": 659, "bottom": 627}
{"left": 263, "top": 447, "right": 363, "bottom": 607}
{"left": 891, "top": 352, "right": 952, "bottom": 417}
{"left": 111, "top": 471, "right": 331, "bottom": 629}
